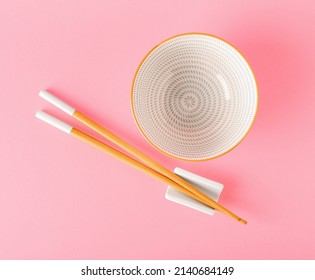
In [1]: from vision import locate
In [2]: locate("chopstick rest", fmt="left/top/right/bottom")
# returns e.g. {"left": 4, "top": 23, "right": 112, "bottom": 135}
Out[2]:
{"left": 166, "top": 168, "right": 223, "bottom": 215}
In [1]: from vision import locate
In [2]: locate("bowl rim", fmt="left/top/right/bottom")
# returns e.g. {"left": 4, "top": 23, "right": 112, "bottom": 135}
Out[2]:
{"left": 130, "top": 32, "right": 259, "bottom": 161}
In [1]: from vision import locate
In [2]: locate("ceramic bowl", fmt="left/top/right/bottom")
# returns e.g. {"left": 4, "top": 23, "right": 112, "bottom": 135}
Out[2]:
{"left": 131, "top": 33, "right": 258, "bottom": 161}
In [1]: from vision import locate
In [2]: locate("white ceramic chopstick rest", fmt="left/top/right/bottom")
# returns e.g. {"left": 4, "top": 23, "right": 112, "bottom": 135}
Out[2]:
{"left": 35, "top": 111, "right": 73, "bottom": 134}
{"left": 39, "top": 90, "right": 75, "bottom": 116}
{"left": 165, "top": 168, "right": 224, "bottom": 215}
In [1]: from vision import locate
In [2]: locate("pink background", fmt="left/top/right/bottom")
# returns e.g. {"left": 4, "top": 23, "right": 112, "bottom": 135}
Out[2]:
{"left": 1, "top": 0, "right": 315, "bottom": 259}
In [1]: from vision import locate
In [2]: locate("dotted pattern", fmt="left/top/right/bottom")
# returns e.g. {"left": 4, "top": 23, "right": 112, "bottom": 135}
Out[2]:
{"left": 132, "top": 34, "right": 258, "bottom": 161}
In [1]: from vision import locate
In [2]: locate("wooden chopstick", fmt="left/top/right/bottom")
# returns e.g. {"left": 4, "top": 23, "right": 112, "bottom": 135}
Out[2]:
{"left": 38, "top": 90, "right": 247, "bottom": 224}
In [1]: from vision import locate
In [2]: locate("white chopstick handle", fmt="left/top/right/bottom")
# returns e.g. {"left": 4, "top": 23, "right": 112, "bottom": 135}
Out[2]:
{"left": 36, "top": 111, "right": 73, "bottom": 134}
{"left": 39, "top": 90, "right": 75, "bottom": 115}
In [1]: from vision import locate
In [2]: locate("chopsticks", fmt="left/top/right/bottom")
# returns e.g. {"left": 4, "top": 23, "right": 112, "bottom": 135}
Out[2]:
{"left": 37, "top": 90, "right": 247, "bottom": 224}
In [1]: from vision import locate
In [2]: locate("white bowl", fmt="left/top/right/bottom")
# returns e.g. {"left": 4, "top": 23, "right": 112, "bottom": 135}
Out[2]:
{"left": 131, "top": 33, "right": 258, "bottom": 161}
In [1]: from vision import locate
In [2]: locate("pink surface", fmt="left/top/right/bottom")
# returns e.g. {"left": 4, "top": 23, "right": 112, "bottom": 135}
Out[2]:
{"left": 1, "top": 0, "right": 315, "bottom": 259}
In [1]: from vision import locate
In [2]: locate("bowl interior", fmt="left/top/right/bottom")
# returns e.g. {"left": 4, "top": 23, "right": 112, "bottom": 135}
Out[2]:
{"left": 132, "top": 34, "right": 258, "bottom": 161}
